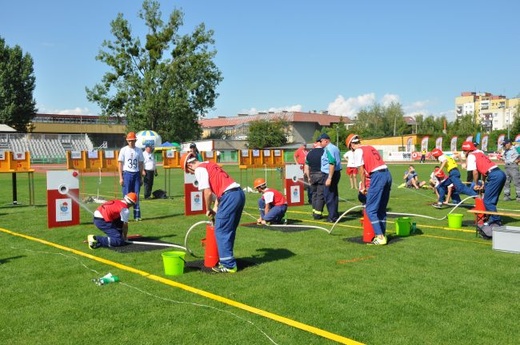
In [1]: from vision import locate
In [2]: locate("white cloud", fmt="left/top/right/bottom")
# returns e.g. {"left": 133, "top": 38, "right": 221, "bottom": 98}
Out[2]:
{"left": 326, "top": 93, "right": 377, "bottom": 117}
{"left": 381, "top": 93, "right": 400, "bottom": 106}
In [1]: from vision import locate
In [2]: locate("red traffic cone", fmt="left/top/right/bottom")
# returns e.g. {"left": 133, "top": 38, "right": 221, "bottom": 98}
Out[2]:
{"left": 472, "top": 197, "right": 486, "bottom": 226}
{"left": 362, "top": 208, "right": 375, "bottom": 243}
{"left": 202, "top": 222, "right": 219, "bottom": 268}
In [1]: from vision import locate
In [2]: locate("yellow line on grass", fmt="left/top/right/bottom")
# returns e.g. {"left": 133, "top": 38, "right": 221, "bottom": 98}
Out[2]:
{"left": 0, "top": 227, "right": 364, "bottom": 345}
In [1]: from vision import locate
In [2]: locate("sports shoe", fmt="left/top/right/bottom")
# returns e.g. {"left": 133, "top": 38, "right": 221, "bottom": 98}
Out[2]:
{"left": 87, "top": 235, "right": 99, "bottom": 249}
{"left": 212, "top": 264, "right": 237, "bottom": 273}
{"left": 432, "top": 202, "right": 443, "bottom": 209}
{"left": 135, "top": 218, "right": 142, "bottom": 222}
{"left": 368, "top": 235, "right": 387, "bottom": 245}
{"left": 503, "top": 196, "right": 512, "bottom": 201}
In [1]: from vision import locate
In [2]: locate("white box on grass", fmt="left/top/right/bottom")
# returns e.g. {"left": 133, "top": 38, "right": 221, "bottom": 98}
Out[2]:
{"left": 493, "top": 226, "right": 520, "bottom": 254}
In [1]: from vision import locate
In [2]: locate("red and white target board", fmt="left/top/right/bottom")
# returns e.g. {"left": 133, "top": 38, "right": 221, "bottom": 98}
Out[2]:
{"left": 47, "top": 170, "right": 80, "bottom": 228}
{"left": 184, "top": 172, "right": 206, "bottom": 215}
{"left": 284, "top": 164, "right": 304, "bottom": 206}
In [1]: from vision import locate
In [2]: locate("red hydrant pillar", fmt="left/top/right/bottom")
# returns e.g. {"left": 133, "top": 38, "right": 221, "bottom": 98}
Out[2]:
{"left": 202, "top": 222, "right": 219, "bottom": 268}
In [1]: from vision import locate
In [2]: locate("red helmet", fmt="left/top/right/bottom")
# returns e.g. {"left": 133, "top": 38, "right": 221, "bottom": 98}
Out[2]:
{"left": 124, "top": 192, "right": 137, "bottom": 205}
{"left": 345, "top": 133, "right": 360, "bottom": 148}
{"left": 434, "top": 168, "right": 446, "bottom": 180}
{"left": 253, "top": 178, "right": 267, "bottom": 189}
{"left": 461, "top": 141, "right": 476, "bottom": 151}
{"left": 126, "top": 132, "right": 137, "bottom": 141}
{"left": 431, "top": 148, "right": 443, "bottom": 158}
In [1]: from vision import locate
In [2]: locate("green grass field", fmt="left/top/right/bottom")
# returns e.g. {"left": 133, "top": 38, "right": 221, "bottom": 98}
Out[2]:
{"left": 2, "top": 162, "right": 520, "bottom": 345}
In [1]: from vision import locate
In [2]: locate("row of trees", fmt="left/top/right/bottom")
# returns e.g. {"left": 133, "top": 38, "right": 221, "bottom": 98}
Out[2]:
{"left": 317, "top": 102, "right": 520, "bottom": 152}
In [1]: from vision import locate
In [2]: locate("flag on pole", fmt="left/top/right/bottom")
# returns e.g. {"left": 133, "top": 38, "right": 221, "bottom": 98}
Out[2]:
{"left": 497, "top": 134, "right": 505, "bottom": 150}
{"left": 421, "top": 136, "right": 429, "bottom": 151}
{"left": 435, "top": 137, "right": 443, "bottom": 149}
{"left": 481, "top": 135, "right": 489, "bottom": 151}
{"left": 450, "top": 136, "right": 458, "bottom": 152}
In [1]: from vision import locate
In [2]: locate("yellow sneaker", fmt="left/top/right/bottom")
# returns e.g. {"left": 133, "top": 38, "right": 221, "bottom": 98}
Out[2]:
{"left": 368, "top": 235, "right": 387, "bottom": 245}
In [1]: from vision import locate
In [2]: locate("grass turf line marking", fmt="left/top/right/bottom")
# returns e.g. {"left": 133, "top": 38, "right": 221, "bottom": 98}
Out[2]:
{"left": 0, "top": 227, "right": 364, "bottom": 345}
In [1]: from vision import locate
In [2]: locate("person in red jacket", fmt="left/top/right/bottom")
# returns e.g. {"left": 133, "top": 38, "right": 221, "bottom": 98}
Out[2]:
{"left": 181, "top": 152, "right": 245, "bottom": 273}
{"left": 461, "top": 141, "right": 506, "bottom": 239}
{"left": 87, "top": 192, "right": 137, "bottom": 249}
{"left": 253, "top": 178, "right": 288, "bottom": 225}
{"left": 347, "top": 133, "right": 392, "bottom": 245}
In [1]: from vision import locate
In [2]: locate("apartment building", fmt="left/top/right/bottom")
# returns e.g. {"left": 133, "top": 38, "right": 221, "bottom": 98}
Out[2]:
{"left": 455, "top": 92, "right": 520, "bottom": 131}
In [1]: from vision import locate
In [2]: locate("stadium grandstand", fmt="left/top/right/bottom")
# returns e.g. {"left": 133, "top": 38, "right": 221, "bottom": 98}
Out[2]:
{"left": 0, "top": 113, "right": 127, "bottom": 163}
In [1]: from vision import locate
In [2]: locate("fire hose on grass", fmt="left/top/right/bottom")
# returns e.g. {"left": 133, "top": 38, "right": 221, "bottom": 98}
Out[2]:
{"left": 329, "top": 195, "right": 477, "bottom": 234}
{"left": 242, "top": 210, "right": 331, "bottom": 234}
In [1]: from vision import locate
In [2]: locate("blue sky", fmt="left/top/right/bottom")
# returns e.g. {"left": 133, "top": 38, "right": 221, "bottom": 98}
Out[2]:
{"left": 1, "top": 0, "right": 519, "bottom": 121}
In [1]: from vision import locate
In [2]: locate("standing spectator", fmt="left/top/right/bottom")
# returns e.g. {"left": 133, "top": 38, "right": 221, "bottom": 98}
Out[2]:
{"left": 118, "top": 132, "right": 144, "bottom": 221}
{"left": 87, "top": 192, "right": 137, "bottom": 249}
{"left": 462, "top": 141, "right": 506, "bottom": 237}
{"left": 318, "top": 133, "right": 342, "bottom": 222}
{"left": 431, "top": 148, "right": 477, "bottom": 198}
{"left": 304, "top": 141, "right": 325, "bottom": 220}
{"left": 343, "top": 148, "right": 358, "bottom": 189}
{"left": 501, "top": 139, "right": 520, "bottom": 201}
{"left": 253, "top": 178, "right": 287, "bottom": 225}
{"left": 142, "top": 144, "right": 157, "bottom": 199}
{"left": 189, "top": 142, "right": 203, "bottom": 161}
{"left": 294, "top": 142, "right": 311, "bottom": 203}
{"left": 420, "top": 149, "right": 426, "bottom": 163}
{"left": 347, "top": 133, "right": 392, "bottom": 245}
{"left": 181, "top": 152, "right": 245, "bottom": 273}
{"left": 216, "top": 150, "right": 221, "bottom": 163}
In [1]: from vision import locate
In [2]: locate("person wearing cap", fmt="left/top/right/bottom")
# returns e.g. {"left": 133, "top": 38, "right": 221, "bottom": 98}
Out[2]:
{"left": 304, "top": 141, "right": 326, "bottom": 219}
{"left": 317, "top": 133, "right": 342, "bottom": 222}
{"left": 189, "top": 142, "right": 203, "bottom": 161}
{"left": 461, "top": 141, "right": 506, "bottom": 236}
{"left": 118, "top": 132, "right": 144, "bottom": 221}
{"left": 182, "top": 152, "right": 245, "bottom": 273}
{"left": 500, "top": 139, "right": 520, "bottom": 201}
{"left": 253, "top": 178, "right": 287, "bottom": 225}
{"left": 87, "top": 192, "right": 138, "bottom": 249}
{"left": 294, "top": 142, "right": 312, "bottom": 203}
{"left": 431, "top": 147, "right": 477, "bottom": 199}
{"left": 142, "top": 144, "right": 157, "bottom": 200}
{"left": 347, "top": 133, "right": 392, "bottom": 245}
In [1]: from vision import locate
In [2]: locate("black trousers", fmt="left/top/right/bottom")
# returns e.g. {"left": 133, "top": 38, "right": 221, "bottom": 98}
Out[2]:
{"left": 143, "top": 170, "right": 155, "bottom": 198}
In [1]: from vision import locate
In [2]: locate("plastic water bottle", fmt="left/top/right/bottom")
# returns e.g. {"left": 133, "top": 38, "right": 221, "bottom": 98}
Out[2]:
{"left": 98, "top": 275, "right": 119, "bottom": 285}
{"left": 92, "top": 273, "right": 120, "bottom": 286}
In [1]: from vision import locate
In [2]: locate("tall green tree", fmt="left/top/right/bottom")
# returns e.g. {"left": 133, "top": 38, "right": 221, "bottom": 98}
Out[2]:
{"left": 86, "top": 0, "right": 222, "bottom": 143}
{"left": 247, "top": 119, "right": 288, "bottom": 148}
{"left": 350, "top": 102, "right": 406, "bottom": 139}
{"left": 0, "top": 37, "right": 37, "bottom": 132}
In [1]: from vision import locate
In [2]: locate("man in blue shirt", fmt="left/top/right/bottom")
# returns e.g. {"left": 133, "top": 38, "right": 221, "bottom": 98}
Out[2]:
{"left": 317, "top": 133, "right": 342, "bottom": 222}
